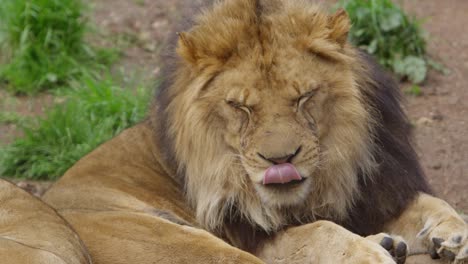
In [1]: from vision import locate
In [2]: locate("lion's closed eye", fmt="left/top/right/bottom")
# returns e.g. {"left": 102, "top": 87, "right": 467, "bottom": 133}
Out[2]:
{"left": 225, "top": 100, "right": 252, "bottom": 115}
{"left": 296, "top": 90, "right": 316, "bottom": 109}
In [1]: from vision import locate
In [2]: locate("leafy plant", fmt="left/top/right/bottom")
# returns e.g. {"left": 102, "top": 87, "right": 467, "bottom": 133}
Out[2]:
{"left": 0, "top": 0, "right": 118, "bottom": 94}
{"left": 0, "top": 74, "right": 151, "bottom": 179}
{"left": 337, "top": 0, "right": 429, "bottom": 83}
{"left": 405, "top": 84, "right": 422, "bottom": 96}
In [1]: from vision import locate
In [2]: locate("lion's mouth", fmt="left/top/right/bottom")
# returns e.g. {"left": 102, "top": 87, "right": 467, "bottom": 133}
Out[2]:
{"left": 265, "top": 177, "right": 307, "bottom": 188}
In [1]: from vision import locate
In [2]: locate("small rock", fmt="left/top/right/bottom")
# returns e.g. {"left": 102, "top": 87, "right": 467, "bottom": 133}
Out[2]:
{"left": 416, "top": 117, "right": 433, "bottom": 126}
{"left": 153, "top": 67, "right": 160, "bottom": 76}
{"left": 152, "top": 20, "right": 168, "bottom": 30}
{"left": 431, "top": 163, "right": 442, "bottom": 170}
{"left": 448, "top": 96, "right": 460, "bottom": 105}
{"left": 132, "top": 20, "right": 143, "bottom": 30}
{"left": 17, "top": 182, "right": 39, "bottom": 196}
{"left": 138, "top": 31, "right": 151, "bottom": 42}
{"left": 430, "top": 111, "right": 444, "bottom": 121}
{"left": 16, "top": 181, "right": 51, "bottom": 197}
{"left": 436, "top": 149, "right": 447, "bottom": 154}
{"left": 143, "top": 43, "right": 157, "bottom": 52}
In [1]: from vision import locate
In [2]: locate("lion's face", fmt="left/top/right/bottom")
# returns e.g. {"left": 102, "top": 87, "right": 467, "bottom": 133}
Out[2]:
{"left": 160, "top": 0, "right": 377, "bottom": 232}
{"left": 205, "top": 50, "right": 361, "bottom": 207}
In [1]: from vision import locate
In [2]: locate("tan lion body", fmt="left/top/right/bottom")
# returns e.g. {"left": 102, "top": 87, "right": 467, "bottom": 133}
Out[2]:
{"left": 0, "top": 122, "right": 465, "bottom": 263}
{"left": 37, "top": 122, "right": 465, "bottom": 264}
{"left": 1, "top": 0, "right": 467, "bottom": 263}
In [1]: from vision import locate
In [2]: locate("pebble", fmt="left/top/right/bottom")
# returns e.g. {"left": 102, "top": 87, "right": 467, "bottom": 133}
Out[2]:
{"left": 416, "top": 117, "right": 433, "bottom": 126}
{"left": 430, "top": 111, "right": 444, "bottom": 121}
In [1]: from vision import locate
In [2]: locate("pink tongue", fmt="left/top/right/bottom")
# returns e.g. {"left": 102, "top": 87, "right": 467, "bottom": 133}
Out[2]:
{"left": 263, "top": 163, "right": 302, "bottom": 185}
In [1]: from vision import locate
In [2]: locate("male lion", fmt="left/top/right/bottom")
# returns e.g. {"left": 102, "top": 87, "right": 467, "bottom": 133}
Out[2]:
{"left": 39, "top": 0, "right": 468, "bottom": 263}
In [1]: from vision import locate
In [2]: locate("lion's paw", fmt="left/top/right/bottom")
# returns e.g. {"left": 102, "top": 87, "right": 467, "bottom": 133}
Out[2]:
{"left": 367, "top": 233, "right": 408, "bottom": 264}
{"left": 417, "top": 214, "right": 468, "bottom": 263}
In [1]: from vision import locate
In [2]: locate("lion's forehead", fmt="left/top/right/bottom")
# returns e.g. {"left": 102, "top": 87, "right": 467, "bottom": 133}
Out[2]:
{"left": 214, "top": 57, "right": 327, "bottom": 104}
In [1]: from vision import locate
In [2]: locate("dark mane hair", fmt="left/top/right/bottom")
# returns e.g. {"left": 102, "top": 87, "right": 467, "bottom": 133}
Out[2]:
{"left": 342, "top": 52, "right": 431, "bottom": 235}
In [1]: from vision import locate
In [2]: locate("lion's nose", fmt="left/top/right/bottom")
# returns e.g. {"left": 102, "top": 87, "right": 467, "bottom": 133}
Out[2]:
{"left": 257, "top": 146, "right": 302, "bottom": 165}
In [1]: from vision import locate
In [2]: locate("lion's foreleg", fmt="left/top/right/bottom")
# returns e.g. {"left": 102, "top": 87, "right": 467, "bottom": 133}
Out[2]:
{"left": 384, "top": 192, "right": 468, "bottom": 262}
{"left": 256, "top": 220, "right": 395, "bottom": 264}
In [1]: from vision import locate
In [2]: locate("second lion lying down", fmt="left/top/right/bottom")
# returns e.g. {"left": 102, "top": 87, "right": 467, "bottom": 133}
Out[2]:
{"left": 32, "top": 0, "right": 468, "bottom": 263}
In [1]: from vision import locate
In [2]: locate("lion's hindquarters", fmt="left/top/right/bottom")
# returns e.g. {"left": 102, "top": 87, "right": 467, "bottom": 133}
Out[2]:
{"left": 0, "top": 179, "right": 91, "bottom": 264}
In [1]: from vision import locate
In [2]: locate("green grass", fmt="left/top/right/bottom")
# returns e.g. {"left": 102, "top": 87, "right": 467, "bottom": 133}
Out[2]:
{"left": 0, "top": 0, "right": 118, "bottom": 94}
{"left": 0, "top": 74, "right": 151, "bottom": 180}
{"left": 0, "top": 112, "right": 28, "bottom": 125}
{"left": 336, "top": 0, "right": 429, "bottom": 83}
{"left": 0, "top": 95, "right": 30, "bottom": 126}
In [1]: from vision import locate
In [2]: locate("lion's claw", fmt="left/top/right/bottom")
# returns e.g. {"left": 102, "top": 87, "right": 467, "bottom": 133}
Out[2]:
{"left": 422, "top": 223, "right": 468, "bottom": 263}
{"left": 431, "top": 237, "right": 456, "bottom": 260}
{"left": 432, "top": 237, "right": 444, "bottom": 248}
{"left": 429, "top": 246, "right": 440, "bottom": 259}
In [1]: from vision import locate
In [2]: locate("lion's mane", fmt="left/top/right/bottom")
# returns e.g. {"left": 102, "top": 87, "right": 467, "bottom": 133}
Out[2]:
{"left": 152, "top": 0, "right": 430, "bottom": 250}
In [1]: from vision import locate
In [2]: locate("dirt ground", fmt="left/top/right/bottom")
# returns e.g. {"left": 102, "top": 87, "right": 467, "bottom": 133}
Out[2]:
{"left": 0, "top": 0, "right": 466, "bottom": 214}
{"left": 401, "top": 0, "right": 468, "bottom": 213}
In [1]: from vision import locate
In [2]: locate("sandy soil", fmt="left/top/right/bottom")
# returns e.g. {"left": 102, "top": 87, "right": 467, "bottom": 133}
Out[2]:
{"left": 401, "top": 0, "right": 468, "bottom": 213}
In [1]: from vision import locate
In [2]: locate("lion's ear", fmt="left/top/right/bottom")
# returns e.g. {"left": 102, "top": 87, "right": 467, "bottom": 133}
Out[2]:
{"left": 328, "top": 9, "right": 350, "bottom": 47}
{"left": 177, "top": 32, "right": 198, "bottom": 65}
{"left": 176, "top": 31, "right": 232, "bottom": 69}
